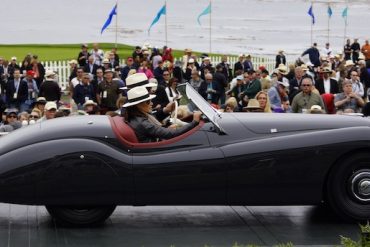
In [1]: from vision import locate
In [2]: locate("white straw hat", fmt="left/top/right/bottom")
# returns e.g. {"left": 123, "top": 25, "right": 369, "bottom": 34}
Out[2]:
{"left": 125, "top": 73, "right": 157, "bottom": 90}
{"left": 122, "top": 86, "right": 156, "bottom": 108}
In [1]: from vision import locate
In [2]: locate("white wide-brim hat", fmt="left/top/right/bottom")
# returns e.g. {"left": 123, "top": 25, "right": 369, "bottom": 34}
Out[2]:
{"left": 125, "top": 73, "right": 157, "bottom": 90}
{"left": 122, "top": 86, "right": 156, "bottom": 108}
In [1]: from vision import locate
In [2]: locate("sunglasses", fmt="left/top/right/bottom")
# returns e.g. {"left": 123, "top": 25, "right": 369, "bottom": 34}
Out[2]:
{"left": 29, "top": 115, "right": 39, "bottom": 119}
{"left": 145, "top": 100, "right": 151, "bottom": 105}
{"left": 7, "top": 115, "right": 17, "bottom": 118}
{"left": 302, "top": 84, "right": 311, "bottom": 87}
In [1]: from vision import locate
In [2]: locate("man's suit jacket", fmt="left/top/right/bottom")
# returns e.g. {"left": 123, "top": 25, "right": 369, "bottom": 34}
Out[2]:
{"left": 6, "top": 79, "right": 28, "bottom": 104}
{"left": 84, "top": 63, "right": 100, "bottom": 75}
{"left": 316, "top": 78, "right": 339, "bottom": 95}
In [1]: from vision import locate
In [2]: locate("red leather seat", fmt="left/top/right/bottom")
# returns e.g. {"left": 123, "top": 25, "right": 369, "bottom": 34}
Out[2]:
{"left": 109, "top": 116, "right": 204, "bottom": 148}
{"left": 109, "top": 116, "right": 139, "bottom": 146}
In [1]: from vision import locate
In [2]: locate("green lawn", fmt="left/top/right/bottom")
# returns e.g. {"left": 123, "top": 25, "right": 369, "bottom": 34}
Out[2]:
{"left": 0, "top": 43, "right": 223, "bottom": 62}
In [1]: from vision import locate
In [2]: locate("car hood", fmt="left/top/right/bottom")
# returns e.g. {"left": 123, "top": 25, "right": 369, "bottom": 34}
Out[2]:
{"left": 0, "top": 116, "right": 115, "bottom": 156}
{"left": 223, "top": 113, "right": 370, "bottom": 134}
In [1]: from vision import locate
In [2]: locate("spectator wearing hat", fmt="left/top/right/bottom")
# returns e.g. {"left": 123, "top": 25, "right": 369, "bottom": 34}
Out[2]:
{"left": 0, "top": 108, "right": 21, "bottom": 132}
{"left": 32, "top": 97, "right": 47, "bottom": 116}
{"left": 90, "top": 43, "right": 104, "bottom": 66}
{"left": 182, "top": 48, "right": 193, "bottom": 72}
{"left": 132, "top": 46, "right": 143, "bottom": 60}
{"left": 30, "top": 55, "right": 45, "bottom": 88}
{"left": 39, "top": 70, "right": 61, "bottom": 103}
{"left": 243, "top": 99, "right": 262, "bottom": 112}
{"left": 228, "top": 75, "right": 245, "bottom": 101}
{"left": 83, "top": 100, "right": 99, "bottom": 115}
{"left": 22, "top": 70, "right": 39, "bottom": 110}
{"left": 234, "top": 54, "right": 245, "bottom": 77}
{"left": 291, "top": 77, "right": 325, "bottom": 113}
{"left": 7, "top": 56, "right": 20, "bottom": 80}
{"left": 334, "top": 80, "right": 364, "bottom": 114}
{"left": 68, "top": 60, "right": 78, "bottom": 83}
{"left": 199, "top": 57, "right": 213, "bottom": 81}
{"left": 268, "top": 80, "right": 289, "bottom": 111}
{"left": 315, "top": 67, "right": 339, "bottom": 95}
{"left": 301, "top": 43, "right": 321, "bottom": 67}
{"left": 39, "top": 102, "right": 57, "bottom": 121}
{"left": 120, "top": 57, "right": 137, "bottom": 82}
{"left": 123, "top": 86, "right": 201, "bottom": 143}
{"left": 73, "top": 73, "right": 96, "bottom": 109}
{"left": 351, "top": 39, "right": 361, "bottom": 63}
{"left": 275, "top": 50, "right": 286, "bottom": 69}
{"left": 96, "top": 69, "right": 121, "bottom": 114}
{"left": 6, "top": 69, "right": 28, "bottom": 112}
{"left": 184, "top": 58, "right": 197, "bottom": 82}
{"left": 243, "top": 54, "right": 253, "bottom": 72}
{"left": 78, "top": 44, "right": 90, "bottom": 67}
{"left": 84, "top": 55, "right": 99, "bottom": 76}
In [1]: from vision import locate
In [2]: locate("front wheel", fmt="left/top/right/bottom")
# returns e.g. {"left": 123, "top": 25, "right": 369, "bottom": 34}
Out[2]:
{"left": 327, "top": 153, "right": 370, "bottom": 222}
{"left": 45, "top": 205, "right": 116, "bottom": 226}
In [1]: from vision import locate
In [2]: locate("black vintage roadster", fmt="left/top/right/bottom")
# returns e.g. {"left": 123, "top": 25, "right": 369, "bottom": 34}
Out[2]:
{"left": 0, "top": 84, "right": 369, "bottom": 225}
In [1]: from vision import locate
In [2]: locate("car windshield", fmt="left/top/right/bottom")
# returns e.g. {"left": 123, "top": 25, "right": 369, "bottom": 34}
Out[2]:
{"left": 177, "top": 83, "right": 223, "bottom": 131}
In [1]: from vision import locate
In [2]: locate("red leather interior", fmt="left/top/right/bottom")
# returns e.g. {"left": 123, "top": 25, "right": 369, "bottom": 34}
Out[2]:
{"left": 109, "top": 116, "right": 204, "bottom": 148}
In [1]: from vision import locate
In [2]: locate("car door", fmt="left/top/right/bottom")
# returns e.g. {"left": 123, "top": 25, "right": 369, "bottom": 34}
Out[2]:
{"left": 132, "top": 129, "right": 227, "bottom": 205}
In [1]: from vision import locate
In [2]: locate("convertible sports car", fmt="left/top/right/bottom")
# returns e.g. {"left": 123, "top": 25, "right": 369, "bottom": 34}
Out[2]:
{"left": 0, "top": 84, "right": 369, "bottom": 225}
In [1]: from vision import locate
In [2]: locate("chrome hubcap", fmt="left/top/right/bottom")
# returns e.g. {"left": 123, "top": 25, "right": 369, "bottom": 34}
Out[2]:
{"left": 351, "top": 171, "right": 370, "bottom": 202}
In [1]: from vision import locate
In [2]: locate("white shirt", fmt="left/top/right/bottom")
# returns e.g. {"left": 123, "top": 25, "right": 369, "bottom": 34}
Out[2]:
{"left": 352, "top": 80, "right": 364, "bottom": 97}
{"left": 165, "top": 87, "right": 182, "bottom": 103}
{"left": 90, "top": 49, "right": 104, "bottom": 66}
{"left": 71, "top": 77, "right": 82, "bottom": 88}
{"left": 322, "top": 47, "right": 332, "bottom": 56}
{"left": 323, "top": 78, "right": 331, "bottom": 94}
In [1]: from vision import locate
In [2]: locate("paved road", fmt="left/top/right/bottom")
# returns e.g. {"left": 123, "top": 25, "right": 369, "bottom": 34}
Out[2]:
{"left": 0, "top": 204, "right": 360, "bottom": 247}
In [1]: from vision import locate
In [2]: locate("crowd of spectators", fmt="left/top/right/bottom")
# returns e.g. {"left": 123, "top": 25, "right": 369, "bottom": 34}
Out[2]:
{"left": 1, "top": 39, "right": 370, "bottom": 133}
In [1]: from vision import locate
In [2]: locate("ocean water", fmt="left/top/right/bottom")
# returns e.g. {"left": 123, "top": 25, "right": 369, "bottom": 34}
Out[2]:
{"left": 1, "top": 0, "right": 369, "bottom": 59}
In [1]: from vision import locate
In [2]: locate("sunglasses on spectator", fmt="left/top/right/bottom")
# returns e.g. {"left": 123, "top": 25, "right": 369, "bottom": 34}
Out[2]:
{"left": 145, "top": 100, "right": 151, "bottom": 105}
{"left": 7, "top": 115, "right": 17, "bottom": 119}
{"left": 302, "top": 84, "right": 311, "bottom": 87}
{"left": 29, "top": 115, "right": 39, "bottom": 119}
{"left": 163, "top": 73, "right": 170, "bottom": 76}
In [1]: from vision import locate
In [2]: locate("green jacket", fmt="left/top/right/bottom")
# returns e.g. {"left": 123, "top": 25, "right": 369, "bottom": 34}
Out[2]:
{"left": 242, "top": 79, "right": 261, "bottom": 99}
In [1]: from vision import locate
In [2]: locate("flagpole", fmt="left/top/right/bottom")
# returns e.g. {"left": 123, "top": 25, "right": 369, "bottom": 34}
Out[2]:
{"left": 209, "top": 0, "right": 212, "bottom": 54}
{"left": 310, "top": 1, "right": 313, "bottom": 46}
{"left": 327, "top": 3, "right": 330, "bottom": 44}
{"left": 115, "top": 0, "right": 118, "bottom": 48}
{"left": 165, "top": 1, "right": 168, "bottom": 46}
{"left": 343, "top": 2, "right": 348, "bottom": 46}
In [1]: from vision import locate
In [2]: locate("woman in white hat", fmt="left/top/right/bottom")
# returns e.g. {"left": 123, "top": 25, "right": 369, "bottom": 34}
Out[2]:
{"left": 123, "top": 86, "right": 201, "bottom": 143}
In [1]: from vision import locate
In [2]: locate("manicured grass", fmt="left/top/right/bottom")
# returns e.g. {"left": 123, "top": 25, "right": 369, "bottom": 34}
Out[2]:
{"left": 0, "top": 43, "right": 222, "bottom": 62}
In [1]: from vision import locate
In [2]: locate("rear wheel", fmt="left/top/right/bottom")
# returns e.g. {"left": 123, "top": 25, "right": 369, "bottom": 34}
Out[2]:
{"left": 327, "top": 153, "right": 370, "bottom": 222}
{"left": 45, "top": 205, "right": 116, "bottom": 226}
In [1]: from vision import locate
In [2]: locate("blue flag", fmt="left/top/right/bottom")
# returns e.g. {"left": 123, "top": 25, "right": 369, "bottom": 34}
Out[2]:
{"left": 101, "top": 4, "right": 117, "bottom": 34}
{"left": 148, "top": 4, "right": 166, "bottom": 33}
{"left": 327, "top": 6, "right": 333, "bottom": 18}
{"left": 197, "top": 3, "right": 211, "bottom": 26}
{"left": 307, "top": 5, "right": 315, "bottom": 24}
{"left": 342, "top": 7, "right": 348, "bottom": 18}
